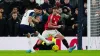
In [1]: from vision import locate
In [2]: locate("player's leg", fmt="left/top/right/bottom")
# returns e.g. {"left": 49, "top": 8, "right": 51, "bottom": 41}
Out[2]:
{"left": 25, "top": 17, "right": 36, "bottom": 53}
{"left": 33, "top": 30, "right": 56, "bottom": 50}
{"left": 33, "top": 39, "right": 43, "bottom": 50}
{"left": 52, "top": 30, "right": 76, "bottom": 52}
{"left": 34, "top": 31, "right": 54, "bottom": 45}
{"left": 56, "top": 34, "right": 70, "bottom": 48}
{"left": 26, "top": 33, "right": 35, "bottom": 53}
{"left": 20, "top": 25, "right": 36, "bottom": 53}
{"left": 55, "top": 34, "right": 76, "bottom": 52}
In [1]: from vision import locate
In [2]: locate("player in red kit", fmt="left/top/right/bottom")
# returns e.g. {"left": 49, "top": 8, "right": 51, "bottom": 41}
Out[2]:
{"left": 34, "top": 7, "right": 76, "bottom": 52}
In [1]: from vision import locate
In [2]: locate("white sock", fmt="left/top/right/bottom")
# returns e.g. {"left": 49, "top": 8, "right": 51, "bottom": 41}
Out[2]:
{"left": 37, "top": 34, "right": 49, "bottom": 44}
{"left": 27, "top": 37, "right": 35, "bottom": 52}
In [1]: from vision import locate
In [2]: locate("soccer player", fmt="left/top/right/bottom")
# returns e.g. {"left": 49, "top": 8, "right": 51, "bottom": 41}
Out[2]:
{"left": 20, "top": 6, "right": 53, "bottom": 53}
{"left": 35, "top": 6, "right": 76, "bottom": 52}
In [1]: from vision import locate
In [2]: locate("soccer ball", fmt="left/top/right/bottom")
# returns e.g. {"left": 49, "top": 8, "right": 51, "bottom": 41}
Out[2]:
{"left": 52, "top": 45, "right": 59, "bottom": 52}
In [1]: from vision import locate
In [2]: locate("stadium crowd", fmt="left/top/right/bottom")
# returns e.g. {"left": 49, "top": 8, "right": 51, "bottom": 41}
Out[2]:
{"left": 0, "top": 0, "right": 87, "bottom": 37}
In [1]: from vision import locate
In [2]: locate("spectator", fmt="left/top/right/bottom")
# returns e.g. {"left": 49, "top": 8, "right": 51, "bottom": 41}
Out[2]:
{"left": 4, "top": 0, "right": 14, "bottom": 15}
{"left": 70, "top": 0, "right": 78, "bottom": 9}
{"left": 41, "top": 0, "right": 51, "bottom": 10}
{"left": 0, "top": 13, "right": 6, "bottom": 36}
{"left": 8, "top": 12, "right": 21, "bottom": 36}
{"left": 62, "top": 0, "right": 75, "bottom": 14}
{"left": 55, "top": 0, "right": 62, "bottom": 8}
{"left": 69, "top": 0, "right": 78, "bottom": 14}
{"left": 11, "top": 7, "right": 19, "bottom": 14}
{"left": 58, "top": 7, "right": 72, "bottom": 26}
{"left": 9, "top": 7, "right": 22, "bottom": 20}
{"left": 72, "top": 8, "right": 78, "bottom": 36}
{"left": 29, "top": 0, "right": 39, "bottom": 9}
{"left": 11, "top": 0, "right": 24, "bottom": 15}
{"left": 22, "top": 0, "right": 29, "bottom": 5}
{"left": 72, "top": 8, "right": 78, "bottom": 23}
{"left": 49, "top": 0, "right": 55, "bottom": 7}
{"left": 36, "top": 0, "right": 44, "bottom": 5}
{"left": 62, "top": 6, "right": 71, "bottom": 16}
{"left": 22, "top": 0, "right": 38, "bottom": 9}
{"left": 0, "top": 7, "right": 7, "bottom": 20}
{"left": 0, "top": 7, "right": 8, "bottom": 36}
{"left": 60, "top": 0, "right": 64, "bottom": 4}
{"left": 62, "top": 0, "right": 72, "bottom": 9}
{"left": 62, "top": 6, "right": 75, "bottom": 36}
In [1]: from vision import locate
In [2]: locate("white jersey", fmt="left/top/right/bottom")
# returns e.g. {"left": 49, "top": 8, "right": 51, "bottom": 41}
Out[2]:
{"left": 21, "top": 10, "right": 34, "bottom": 25}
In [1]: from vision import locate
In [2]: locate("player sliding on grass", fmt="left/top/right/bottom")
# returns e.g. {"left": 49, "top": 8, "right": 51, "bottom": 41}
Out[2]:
{"left": 34, "top": 6, "right": 76, "bottom": 52}
{"left": 20, "top": 6, "right": 53, "bottom": 53}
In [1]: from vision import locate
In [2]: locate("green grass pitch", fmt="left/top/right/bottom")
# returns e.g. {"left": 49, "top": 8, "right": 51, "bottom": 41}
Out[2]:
{"left": 0, "top": 50, "right": 100, "bottom": 56}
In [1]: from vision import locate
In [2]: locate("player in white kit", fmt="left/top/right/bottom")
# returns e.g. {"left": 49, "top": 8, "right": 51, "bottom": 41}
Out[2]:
{"left": 20, "top": 6, "right": 53, "bottom": 53}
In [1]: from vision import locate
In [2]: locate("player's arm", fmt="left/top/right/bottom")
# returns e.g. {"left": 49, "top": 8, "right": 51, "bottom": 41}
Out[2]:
{"left": 48, "top": 15, "right": 62, "bottom": 29}
{"left": 28, "top": 16, "right": 41, "bottom": 27}
{"left": 48, "top": 21, "right": 61, "bottom": 29}
{"left": 28, "top": 12, "right": 40, "bottom": 24}
{"left": 28, "top": 12, "right": 39, "bottom": 27}
{"left": 28, "top": 16, "right": 35, "bottom": 27}
{"left": 28, "top": 16, "right": 40, "bottom": 23}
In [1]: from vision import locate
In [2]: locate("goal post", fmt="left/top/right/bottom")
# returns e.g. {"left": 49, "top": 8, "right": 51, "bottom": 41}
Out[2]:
{"left": 88, "top": 0, "right": 100, "bottom": 50}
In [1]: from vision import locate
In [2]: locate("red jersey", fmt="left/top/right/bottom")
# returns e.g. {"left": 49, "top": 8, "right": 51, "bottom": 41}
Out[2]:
{"left": 45, "top": 14, "right": 61, "bottom": 30}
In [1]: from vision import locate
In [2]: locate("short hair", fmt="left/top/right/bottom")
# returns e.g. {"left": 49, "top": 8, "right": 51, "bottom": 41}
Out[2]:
{"left": 12, "top": 12, "right": 17, "bottom": 15}
{"left": 35, "top": 6, "right": 42, "bottom": 10}
{"left": 52, "top": 6, "right": 59, "bottom": 9}
{"left": 12, "top": 7, "right": 18, "bottom": 10}
{"left": 75, "top": 8, "right": 78, "bottom": 10}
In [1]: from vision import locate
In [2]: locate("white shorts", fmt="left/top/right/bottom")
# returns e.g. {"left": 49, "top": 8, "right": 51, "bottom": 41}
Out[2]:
{"left": 42, "top": 29, "right": 62, "bottom": 38}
